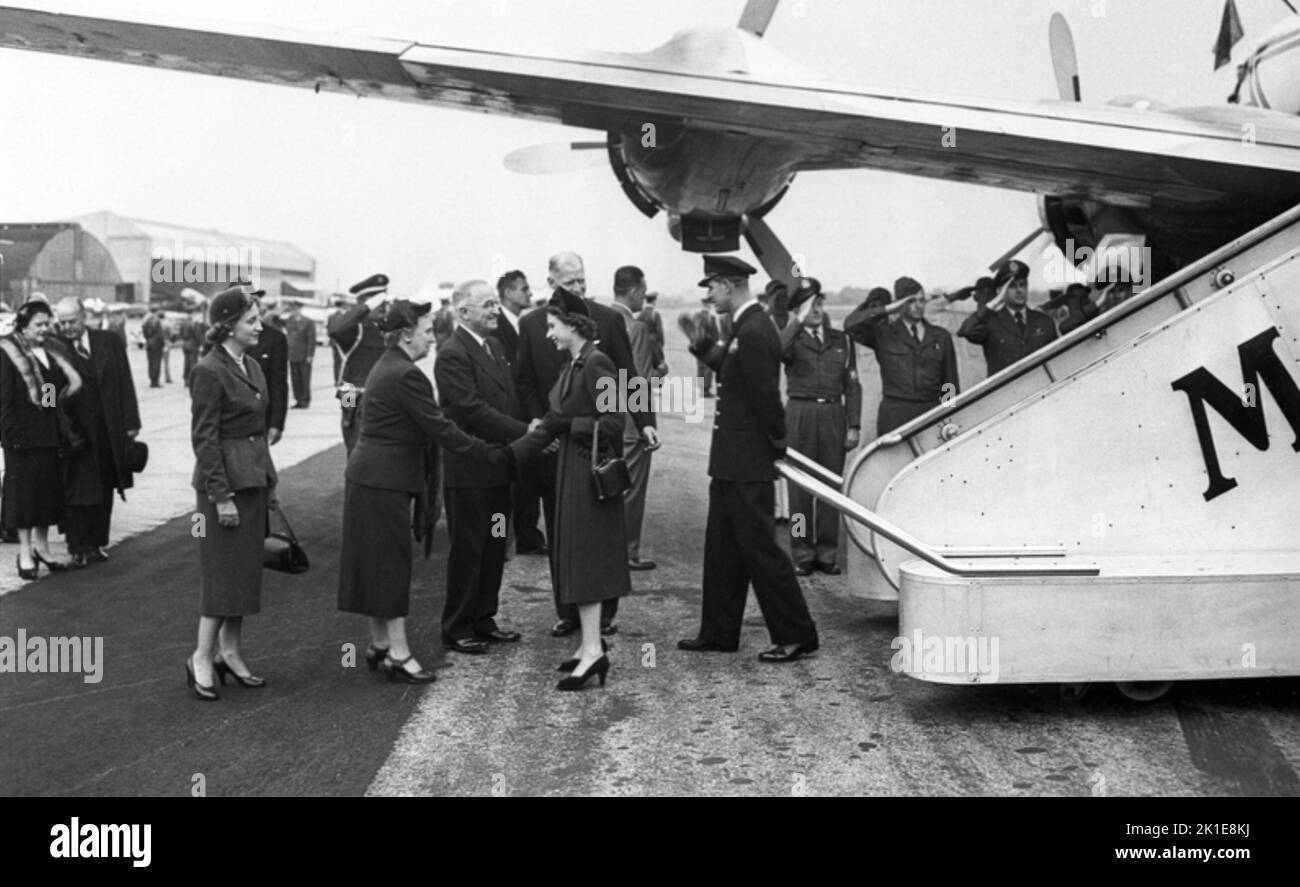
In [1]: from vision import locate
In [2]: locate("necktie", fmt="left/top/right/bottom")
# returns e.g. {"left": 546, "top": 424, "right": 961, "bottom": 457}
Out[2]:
{"left": 812, "top": 327, "right": 821, "bottom": 345}
{"left": 76, "top": 340, "right": 90, "bottom": 362}
{"left": 1014, "top": 312, "right": 1026, "bottom": 335}
{"left": 911, "top": 323, "right": 921, "bottom": 342}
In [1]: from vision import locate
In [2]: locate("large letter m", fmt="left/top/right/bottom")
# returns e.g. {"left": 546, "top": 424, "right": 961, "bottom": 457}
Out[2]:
{"left": 1171, "top": 327, "right": 1300, "bottom": 501}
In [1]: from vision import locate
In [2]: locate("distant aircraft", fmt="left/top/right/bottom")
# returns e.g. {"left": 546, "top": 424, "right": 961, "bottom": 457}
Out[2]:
{"left": 2, "top": 1, "right": 1298, "bottom": 285}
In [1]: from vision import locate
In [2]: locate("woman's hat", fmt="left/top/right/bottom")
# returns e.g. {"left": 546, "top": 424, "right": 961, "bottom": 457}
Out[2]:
{"left": 209, "top": 287, "right": 254, "bottom": 326}
{"left": 374, "top": 299, "right": 431, "bottom": 332}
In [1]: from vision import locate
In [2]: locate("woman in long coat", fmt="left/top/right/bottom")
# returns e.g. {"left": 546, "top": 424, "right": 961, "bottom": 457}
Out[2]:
{"left": 187, "top": 288, "right": 278, "bottom": 701}
{"left": 337, "top": 300, "right": 506, "bottom": 684}
{"left": 0, "top": 300, "right": 81, "bottom": 578}
{"left": 511, "top": 303, "right": 629, "bottom": 690}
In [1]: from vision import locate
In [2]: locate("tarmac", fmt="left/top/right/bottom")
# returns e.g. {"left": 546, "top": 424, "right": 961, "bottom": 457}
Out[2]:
{"left": 1, "top": 329, "right": 1297, "bottom": 796}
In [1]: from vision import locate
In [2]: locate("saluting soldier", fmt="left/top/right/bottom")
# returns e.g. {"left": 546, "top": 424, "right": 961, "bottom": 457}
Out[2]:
{"left": 845, "top": 276, "right": 959, "bottom": 435}
{"left": 677, "top": 255, "right": 820, "bottom": 664}
{"left": 780, "top": 278, "right": 861, "bottom": 576}
{"left": 327, "top": 274, "right": 390, "bottom": 454}
{"left": 957, "top": 259, "right": 1058, "bottom": 376}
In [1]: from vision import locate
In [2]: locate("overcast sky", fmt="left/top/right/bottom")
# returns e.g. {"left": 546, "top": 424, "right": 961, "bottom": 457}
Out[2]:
{"left": 1, "top": 0, "right": 1291, "bottom": 299}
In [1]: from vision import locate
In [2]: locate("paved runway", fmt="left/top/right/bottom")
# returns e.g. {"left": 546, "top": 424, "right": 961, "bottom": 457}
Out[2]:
{"left": 1, "top": 326, "right": 1297, "bottom": 796}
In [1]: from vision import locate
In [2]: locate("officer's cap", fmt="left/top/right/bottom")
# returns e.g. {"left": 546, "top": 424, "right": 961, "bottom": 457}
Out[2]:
{"left": 349, "top": 273, "right": 390, "bottom": 300}
{"left": 992, "top": 260, "right": 1030, "bottom": 288}
{"left": 698, "top": 254, "right": 757, "bottom": 287}
{"left": 786, "top": 277, "right": 823, "bottom": 314}
{"left": 894, "top": 276, "right": 923, "bottom": 299}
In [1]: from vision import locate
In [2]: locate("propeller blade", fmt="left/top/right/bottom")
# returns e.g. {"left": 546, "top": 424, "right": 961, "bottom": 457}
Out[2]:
{"left": 1049, "top": 12, "right": 1082, "bottom": 101}
{"left": 738, "top": 0, "right": 780, "bottom": 37}
{"left": 503, "top": 141, "right": 606, "bottom": 174}
{"left": 742, "top": 214, "right": 798, "bottom": 288}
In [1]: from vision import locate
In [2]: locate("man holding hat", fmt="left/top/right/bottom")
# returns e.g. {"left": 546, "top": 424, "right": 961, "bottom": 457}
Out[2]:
{"left": 958, "top": 259, "right": 1058, "bottom": 376}
{"left": 328, "top": 273, "right": 391, "bottom": 454}
{"left": 845, "top": 276, "right": 959, "bottom": 435}
{"left": 1052, "top": 282, "right": 1101, "bottom": 335}
{"left": 676, "top": 254, "right": 819, "bottom": 664}
{"left": 780, "top": 277, "right": 861, "bottom": 575}
{"left": 692, "top": 296, "right": 721, "bottom": 397}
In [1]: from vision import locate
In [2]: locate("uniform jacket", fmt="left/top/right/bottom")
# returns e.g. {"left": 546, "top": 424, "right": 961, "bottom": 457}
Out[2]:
{"left": 284, "top": 313, "right": 317, "bottom": 363}
{"left": 509, "top": 343, "right": 626, "bottom": 463}
{"left": 779, "top": 321, "right": 863, "bottom": 426}
{"left": 60, "top": 329, "right": 142, "bottom": 493}
{"left": 515, "top": 291, "right": 654, "bottom": 431}
{"left": 190, "top": 345, "right": 277, "bottom": 502}
{"left": 957, "top": 304, "right": 1058, "bottom": 376}
{"left": 347, "top": 346, "right": 498, "bottom": 494}
{"left": 435, "top": 327, "right": 529, "bottom": 489}
{"left": 845, "top": 306, "right": 960, "bottom": 403}
{"left": 327, "top": 301, "right": 386, "bottom": 389}
{"left": 246, "top": 322, "right": 289, "bottom": 431}
{"left": 689, "top": 302, "right": 787, "bottom": 483}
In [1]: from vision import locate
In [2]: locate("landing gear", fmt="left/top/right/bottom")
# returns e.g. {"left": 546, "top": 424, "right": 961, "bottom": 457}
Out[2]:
{"left": 1113, "top": 681, "right": 1173, "bottom": 702}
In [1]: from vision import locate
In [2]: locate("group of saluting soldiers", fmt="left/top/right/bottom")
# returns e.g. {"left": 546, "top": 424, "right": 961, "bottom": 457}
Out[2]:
{"left": 181, "top": 248, "right": 1129, "bottom": 700}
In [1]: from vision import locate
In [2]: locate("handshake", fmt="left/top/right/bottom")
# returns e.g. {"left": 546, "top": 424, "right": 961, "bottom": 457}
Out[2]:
{"left": 527, "top": 417, "right": 561, "bottom": 454}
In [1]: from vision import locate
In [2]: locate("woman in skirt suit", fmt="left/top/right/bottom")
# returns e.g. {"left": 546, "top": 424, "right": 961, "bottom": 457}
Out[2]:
{"left": 186, "top": 287, "right": 278, "bottom": 701}
{"left": 337, "top": 300, "right": 508, "bottom": 684}
{"left": 0, "top": 300, "right": 82, "bottom": 578}
{"left": 510, "top": 299, "right": 629, "bottom": 690}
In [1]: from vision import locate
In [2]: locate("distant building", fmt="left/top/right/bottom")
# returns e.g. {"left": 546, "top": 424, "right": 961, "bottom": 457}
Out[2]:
{"left": 0, "top": 222, "right": 122, "bottom": 309}
{"left": 73, "top": 210, "right": 316, "bottom": 306}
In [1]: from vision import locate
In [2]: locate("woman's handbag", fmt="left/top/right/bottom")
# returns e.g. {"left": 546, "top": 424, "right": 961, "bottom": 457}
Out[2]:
{"left": 589, "top": 417, "right": 632, "bottom": 502}
{"left": 263, "top": 501, "right": 310, "bottom": 573}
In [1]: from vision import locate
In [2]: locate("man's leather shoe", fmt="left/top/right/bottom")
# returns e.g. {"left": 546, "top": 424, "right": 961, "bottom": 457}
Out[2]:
{"left": 69, "top": 553, "right": 88, "bottom": 569}
{"left": 677, "top": 637, "right": 738, "bottom": 653}
{"left": 478, "top": 628, "right": 521, "bottom": 643}
{"left": 758, "top": 642, "right": 819, "bottom": 663}
{"left": 551, "top": 619, "right": 578, "bottom": 637}
{"left": 88, "top": 547, "right": 110, "bottom": 563}
{"left": 794, "top": 564, "right": 814, "bottom": 577}
{"left": 628, "top": 559, "right": 656, "bottom": 571}
{"left": 446, "top": 638, "right": 489, "bottom": 655}
{"left": 600, "top": 620, "right": 618, "bottom": 636}
{"left": 819, "top": 563, "right": 842, "bottom": 575}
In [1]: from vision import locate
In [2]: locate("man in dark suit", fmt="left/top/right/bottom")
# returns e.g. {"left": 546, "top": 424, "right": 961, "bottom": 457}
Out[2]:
{"left": 328, "top": 274, "right": 391, "bottom": 453}
{"left": 244, "top": 291, "right": 288, "bottom": 446}
{"left": 434, "top": 280, "right": 530, "bottom": 655}
{"left": 492, "top": 269, "right": 546, "bottom": 555}
{"left": 53, "top": 297, "right": 142, "bottom": 566}
{"left": 845, "top": 276, "right": 960, "bottom": 435}
{"left": 142, "top": 309, "right": 166, "bottom": 387}
{"left": 676, "top": 255, "right": 819, "bottom": 663}
{"left": 283, "top": 300, "right": 316, "bottom": 408}
{"left": 514, "top": 251, "right": 659, "bottom": 636}
{"left": 958, "top": 259, "right": 1058, "bottom": 376}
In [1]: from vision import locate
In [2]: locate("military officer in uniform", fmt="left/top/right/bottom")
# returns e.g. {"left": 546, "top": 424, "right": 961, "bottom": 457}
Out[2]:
{"left": 957, "top": 259, "right": 1058, "bottom": 376}
{"left": 780, "top": 278, "right": 861, "bottom": 576}
{"left": 845, "top": 276, "right": 959, "bottom": 435}
{"left": 676, "top": 255, "right": 819, "bottom": 664}
{"left": 327, "top": 274, "right": 391, "bottom": 454}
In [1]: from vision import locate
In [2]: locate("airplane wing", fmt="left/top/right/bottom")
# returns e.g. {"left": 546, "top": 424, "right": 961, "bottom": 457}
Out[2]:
{"left": 3, "top": 4, "right": 1299, "bottom": 210}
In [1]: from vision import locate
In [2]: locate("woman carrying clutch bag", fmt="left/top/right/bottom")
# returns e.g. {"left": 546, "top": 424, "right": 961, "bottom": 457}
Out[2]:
{"left": 510, "top": 296, "right": 629, "bottom": 690}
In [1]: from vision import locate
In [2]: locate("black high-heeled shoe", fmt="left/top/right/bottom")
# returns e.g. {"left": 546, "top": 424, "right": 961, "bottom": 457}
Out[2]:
{"left": 557, "top": 654, "right": 609, "bottom": 691}
{"left": 185, "top": 657, "right": 220, "bottom": 702}
{"left": 557, "top": 639, "right": 609, "bottom": 673}
{"left": 16, "top": 554, "right": 38, "bottom": 581}
{"left": 213, "top": 657, "right": 266, "bottom": 688}
{"left": 32, "top": 551, "right": 69, "bottom": 572}
{"left": 365, "top": 645, "right": 390, "bottom": 672}
{"left": 383, "top": 654, "right": 436, "bottom": 684}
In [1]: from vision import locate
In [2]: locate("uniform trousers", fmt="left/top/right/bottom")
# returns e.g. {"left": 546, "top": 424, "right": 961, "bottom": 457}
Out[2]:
{"left": 785, "top": 399, "right": 846, "bottom": 568}
{"left": 699, "top": 478, "right": 818, "bottom": 648}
